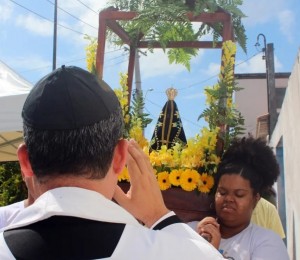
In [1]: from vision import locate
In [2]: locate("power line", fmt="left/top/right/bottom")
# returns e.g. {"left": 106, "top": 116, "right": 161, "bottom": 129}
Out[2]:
{"left": 8, "top": 0, "right": 90, "bottom": 36}
{"left": 18, "top": 49, "right": 126, "bottom": 74}
{"left": 74, "top": 0, "right": 98, "bottom": 14}
{"left": 152, "top": 51, "right": 262, "bottom": 93}
{"left": 104, "top": 58, "right": 129, "bottom": 68}
{"left": 46, "top": 0, "right": 98, "bottom": 30}
{"left": 176, "top": 51, "right": 262, "bottom": 91}
{"left": 9, "top": 0, "right": 53, "bottom": 23}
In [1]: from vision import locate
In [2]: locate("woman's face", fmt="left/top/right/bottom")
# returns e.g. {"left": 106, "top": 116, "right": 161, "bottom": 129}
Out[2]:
{"left": 215, "top": 174, "right": 259, "bottom": 229}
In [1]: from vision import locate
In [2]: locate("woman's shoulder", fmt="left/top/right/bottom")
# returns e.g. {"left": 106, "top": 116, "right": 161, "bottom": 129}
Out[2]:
{"left": 249, "top": 224, "right": 289, "bottom": 259}
{"left": 222, "top": 223, "right": 282, "bottom": 245}
{"left": 220, "top": 223, "right": 289, "bottom": 260}
{"left": 248, "top": 223, "right": 284, "bottom": 243}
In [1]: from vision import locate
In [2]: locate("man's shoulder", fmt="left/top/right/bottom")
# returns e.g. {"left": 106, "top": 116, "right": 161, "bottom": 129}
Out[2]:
{"left": 0, "top": 201, "right": 25, "bottom": 229}
{"left": 3, "top": 216, "right": 126, "bottom": 259}
{"left": 0, "top": 201, "right": 24, "bottom": 213}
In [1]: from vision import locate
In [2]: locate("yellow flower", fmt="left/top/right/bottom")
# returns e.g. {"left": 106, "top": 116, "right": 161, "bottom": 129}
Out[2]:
{"left": 198, "top": 173, "right": 214, "bottom": 193}
{"left": 149, "top": 150, "right": 162, "bottom": 167}
{"left": 171, "top": 143, "right": 182, "bottom": 167}
{"left": 129, "top": 121, "right": 149, "bottom": 149}
{"left": 209, "top": 154, "right": 221, "bottom": 165}
{"left": 180, "top": 169, "right": 200, "bottom": 191}
{"left": 85, "top": 36, "right": 97, "bottom": 73}
{"left": 124, "top": 114, "right": 131, "bottom": 124}
{"left": 157, "top": 171, "right": 171, "bottom": 190}
{"left": 169, "top": 169, "right": 182, "bottom": 186}
{"left": 118, "top": 166, "right": 130, "bottom": 182}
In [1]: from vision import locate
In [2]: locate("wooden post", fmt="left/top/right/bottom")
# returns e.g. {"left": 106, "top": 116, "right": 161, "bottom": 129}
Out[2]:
{"left": 127, "top": 46, "right": 136, "bottom": 105}
{"left": 266, "top": 43, "right": 277, "bottom": 136}
{"left": 96, "top": 11, "right": 107, "bottom": 79}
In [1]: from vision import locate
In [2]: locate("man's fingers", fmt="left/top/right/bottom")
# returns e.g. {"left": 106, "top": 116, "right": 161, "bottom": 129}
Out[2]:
{"left": 127, "top": 140, "right": 148, "bottom": 175}
{"left": 127, "top": 140, "right": 156, "bottom": 187}
{"left": 113, "top": 185, "right": 130, "bottom": 207}
{"left": 126, "top": 152, "right": 141, "bottom": 184}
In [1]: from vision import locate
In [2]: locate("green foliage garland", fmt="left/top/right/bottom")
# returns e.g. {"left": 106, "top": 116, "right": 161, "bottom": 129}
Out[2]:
{"left": 106, "top": 0, "right": 247, "bottom": 69}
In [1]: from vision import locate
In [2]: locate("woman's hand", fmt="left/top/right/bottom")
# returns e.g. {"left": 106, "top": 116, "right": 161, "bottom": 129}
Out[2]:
{"left": 197, "top": 217, "right": 221, "bottom": 249}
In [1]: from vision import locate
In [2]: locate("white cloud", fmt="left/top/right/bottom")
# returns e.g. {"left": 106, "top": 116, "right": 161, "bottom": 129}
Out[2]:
{"left": 15, "top": 14, "right": 53, "bottom": 37}
{"left": 278, "top": 10, "right": 295, "bottom": 43}
{"left": 242, "top": 0, "right": 285, "bottom": 26}
{"left": 190, "top": 49, "right": 205, "bottom": 65}
{"left": 199, "top": 62, "right": 220, "bottom": 77}
{"left": 8, "top": 55, "right": 52, "bottom": 83}
{"left": 139, "top": 49, "right": 187, "bottom": 79}
{"left": 235, "top": 53, "right": 283, "bottom": 73}
{"left": 58, "top": 0, "right": 103, "bottom": 36}
{"left": 235, "top": 54, "right": 265, "bottom": 73}
{"left": 0, "top": 1, "right": 13, "bottom": 22}
{"left": 47, "top": 0, "right": 112, "bottom": 54}
{"left": 10, "top": 55, "right": 50, "bottom": 72}
{"left": 182, "top": 92, "right": 205, "bottom": 100}
{"left": 273, "top": 56, "right": 283, "bottom": 71}
{"left": 9, "top": 0, "right": 108, "bottom": 49}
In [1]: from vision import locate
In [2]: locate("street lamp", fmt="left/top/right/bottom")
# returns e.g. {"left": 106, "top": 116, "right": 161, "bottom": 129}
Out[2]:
{"left": 255, "top": 33, "right": 267, "bottom": 60}
{"left": 255, "top": 33, "right": 276, "bottom": 138}
{"left": 144, "top": 88, "right": 154, "bottom": 100}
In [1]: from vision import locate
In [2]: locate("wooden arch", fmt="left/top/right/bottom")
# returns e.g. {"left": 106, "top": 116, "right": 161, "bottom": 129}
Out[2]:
{"left": 96, "top": 8, "right": 234, "bottom": 104}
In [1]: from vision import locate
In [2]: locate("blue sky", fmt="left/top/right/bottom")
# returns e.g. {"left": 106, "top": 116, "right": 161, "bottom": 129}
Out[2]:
{"left": 1, "top": 0, "right": 299, "bottom": 140}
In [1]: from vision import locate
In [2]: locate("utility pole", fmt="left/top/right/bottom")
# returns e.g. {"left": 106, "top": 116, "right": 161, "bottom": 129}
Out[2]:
{"left": 52, "top": 0, "right": 58, "bottom": 70}
{"left": 256, "top": 34, "right": 277, "bottom": 138}
{"left": 134, "top": 49, "right": 143, "bottom": 115}
{"left": 266, "top": 43, "right": 277, "bottom": 136}
{"left": 134, "top": 49, "right": 147, "bottom": 114}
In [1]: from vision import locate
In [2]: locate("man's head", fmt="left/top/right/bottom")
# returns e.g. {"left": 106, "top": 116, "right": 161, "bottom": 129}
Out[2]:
{"left": 20, "top": 66, "right": 124, "bottom": 182}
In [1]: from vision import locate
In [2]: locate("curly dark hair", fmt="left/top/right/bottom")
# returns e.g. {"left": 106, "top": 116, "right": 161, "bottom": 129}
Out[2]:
{"left": 214, "top": 137, "right": 280, "bottom": 195}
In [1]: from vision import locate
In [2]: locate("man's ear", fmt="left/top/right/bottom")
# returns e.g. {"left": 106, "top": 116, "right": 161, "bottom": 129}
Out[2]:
{"left": 17, "top": 143, "right": 34, "bottom": 177}
{"left": 112, "top": 139, "right": 128, "bottom": 175}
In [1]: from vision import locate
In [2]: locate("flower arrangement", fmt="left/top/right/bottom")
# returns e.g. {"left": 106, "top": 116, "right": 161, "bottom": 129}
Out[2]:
{"left": 85, "top": 38, "right": 244, "bottom": 195}
{"left": 118, "top": 126, "right": 220, "bottom": 193}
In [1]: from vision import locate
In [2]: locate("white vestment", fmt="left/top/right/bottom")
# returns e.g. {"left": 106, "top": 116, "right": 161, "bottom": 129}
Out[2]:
{"left": 0, "top": 187, "right": 224, "bottom": 259}
{"left": 0, "top": 200, "right": 24, "bottom": 230}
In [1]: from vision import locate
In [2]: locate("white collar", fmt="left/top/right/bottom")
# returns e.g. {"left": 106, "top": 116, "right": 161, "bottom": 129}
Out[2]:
{"left": 6, "top": 187, "right": 140, "bottom": 230}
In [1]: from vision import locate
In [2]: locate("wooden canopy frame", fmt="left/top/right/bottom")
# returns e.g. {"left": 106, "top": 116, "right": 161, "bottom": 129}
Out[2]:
{"left": 96, "top": 8, "right": 235, "bottom": 104}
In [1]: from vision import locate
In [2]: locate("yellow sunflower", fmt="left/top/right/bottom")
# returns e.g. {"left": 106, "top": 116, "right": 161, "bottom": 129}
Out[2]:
{"left": 198, "top": 173, "right": 214, "bottom": 193}
{"left": 157, "top": 171, "right": 171, "bottom": 191}
{"left": 118, "top": 166, "right": 130, "bottom": 182}
{"left": 169, "top": 169, "right": 182, "bottom": 186}
{"left": 180, "top": 169, "right": 200, "bottom": 191}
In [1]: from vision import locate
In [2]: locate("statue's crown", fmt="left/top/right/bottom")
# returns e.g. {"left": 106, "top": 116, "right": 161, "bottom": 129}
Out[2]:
{"left": 166, "top": 87, "right": 178, "bottom": 100}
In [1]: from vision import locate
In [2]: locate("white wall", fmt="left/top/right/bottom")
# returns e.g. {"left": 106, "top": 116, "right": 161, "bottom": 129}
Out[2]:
{"left": 235, "top": 74, "right": 289, "bottom": 137}
{"left": 235, "top": 77, "right": 268, "bottom": 136}
{"left": 270, "top": 49, "right": 300, "bottom": 259}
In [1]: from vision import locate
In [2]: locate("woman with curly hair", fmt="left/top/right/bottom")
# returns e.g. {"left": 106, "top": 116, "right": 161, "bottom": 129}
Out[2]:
{"left": 197, "top": 137, "right": 289, "bottom": 259}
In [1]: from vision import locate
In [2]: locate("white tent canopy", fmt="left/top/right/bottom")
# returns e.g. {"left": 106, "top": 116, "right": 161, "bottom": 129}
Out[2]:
{"left": 0, "top": 60, "right": 32, "bottom": 162}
